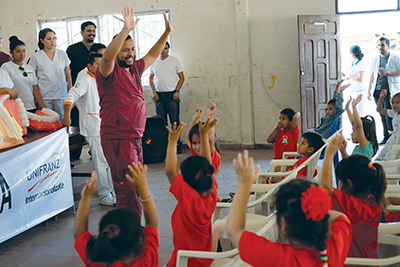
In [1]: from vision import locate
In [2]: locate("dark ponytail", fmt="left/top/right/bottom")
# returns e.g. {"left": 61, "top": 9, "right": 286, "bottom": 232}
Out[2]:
{"left": 86, "top": 208, "right": 144, "bottom": 265}
{"left": 275, "top": 179, "right": 330, "bottom": 252}
{"left": 370, "top": 162, "right": 387, "bottom": 210}
{"left": 350, "top": 45, "right": 364, "bottom": 60}
{"left": 361, "top": 116, "right": 378, "bottom": 156}
{"left": 335, "top": 154, "right": 387, "bottom": 210}
{"left": 181, "top": 155, "right": 214, "bottom": 193}
{"left": 38, "top": 28, "right": 55, "bottom": 50}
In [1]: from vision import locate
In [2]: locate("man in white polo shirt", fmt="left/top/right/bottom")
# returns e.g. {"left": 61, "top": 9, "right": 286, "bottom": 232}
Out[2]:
{"left": 149, "top": 41, "right": 184, "bottom": 153}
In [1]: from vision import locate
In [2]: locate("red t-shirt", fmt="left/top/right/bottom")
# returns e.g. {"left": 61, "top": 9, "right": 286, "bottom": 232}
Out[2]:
{"left": 273, "top": 126, "right": 299, "bottom": 159}
{"left": 96, "top": 60, "right": 146, "bottom": 139}
{"left": 286, "top": 156, "right": 317, "bottom": 179}
{"left": 74, "top": 227, "right": 159, "bottom": 267}
{"left": 331, "top": 189, "right": 380, "bottom": 262}
{"left": 190, "top": 146, "right": 221, "bottom": 173}
{"left": 168, "top": 174, "right": 219, "bottom": 267}
{"left": 384, "top": 211, "right": 400, "bottom": 223}
{"left": 238, "top": 215, "right": 352, "bottom": 267}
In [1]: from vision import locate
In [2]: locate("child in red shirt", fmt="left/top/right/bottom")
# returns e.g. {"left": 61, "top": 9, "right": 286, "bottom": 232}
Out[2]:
{"left": 269, "top": 131, "right": 325, "bottom": 183}
{"left": 165, "top": 117, "right": 219, "bottom": 267}
{"left": 321, "top": 134, "right": 387, "bottom": 266}
{"left": 226, "top": 150, "right": 352, "bottom": 267}
{"left": 73, "top": 162, "right": 159, "bottom": 267}
{"left": 185, "top": 102, "right": 220, "bottom": 172}
{"left": 267, "top": 108, "right": 300, "bottom": 161}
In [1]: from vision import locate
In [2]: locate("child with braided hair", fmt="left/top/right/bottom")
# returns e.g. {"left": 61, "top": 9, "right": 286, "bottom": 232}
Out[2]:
{"left": 73, "top": 163, "right": 158, "bottom": 267}
{"left": 321, "top": 134, "right": 387, "bottom": 265}
{"left": 226, "top": 150, "right": 352, "bottom": 267}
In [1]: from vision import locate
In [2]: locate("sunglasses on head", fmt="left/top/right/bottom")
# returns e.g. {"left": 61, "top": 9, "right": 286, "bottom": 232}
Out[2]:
{"left": 19, "top": 66, "right": 28, "bottom": 77}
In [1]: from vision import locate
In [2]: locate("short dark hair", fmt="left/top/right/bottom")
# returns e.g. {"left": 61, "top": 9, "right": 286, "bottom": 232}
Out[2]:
{"left": 379, "top": 36, "right": 390, "bottom": 46}
{"left": 302, "top": 132, "right": 325, "bottom": 154}
{"left": 38, "top": 28, "right": 55, "bottom": 50}
{"left": 275, "top": 179, "right": 330, "bottom": 252}
{"left": 88, "top": 52, "right": 102, "bottom": 65}
{"left": 113, "top": 34, "right": 132, "bottom": 41}
{"left": 181, "top": 155, "right": 214, "bottom": 194}
{"left": 280, "top": 108, "right": 296, "bottom": 121}
{"left": 91, "top": 43, "right": 106, "bottom": 52}
{"left": 9, "top": 36, "right": 25, "bottom": 52}
{"left": 81, "top": 21, "right": 96, "bottom": 32}
{"left": 327, "top": 99, "right": 336, "bottom": 106}
{"left": 166, "top": 41, "right": 170, "bottom": 48}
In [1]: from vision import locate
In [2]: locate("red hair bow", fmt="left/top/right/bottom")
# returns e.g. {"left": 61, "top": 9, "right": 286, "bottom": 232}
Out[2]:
{"left": 301, "top": 184, "right": 331, "bottom": 221}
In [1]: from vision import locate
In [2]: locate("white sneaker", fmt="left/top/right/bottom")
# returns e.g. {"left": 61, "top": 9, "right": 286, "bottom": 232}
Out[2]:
{"left": 99, "top": 193, "right": 114, "bottom": 206}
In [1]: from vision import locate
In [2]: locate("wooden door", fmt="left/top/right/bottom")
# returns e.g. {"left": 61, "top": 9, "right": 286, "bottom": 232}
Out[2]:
{"left": 298, "top": 15, "right": 341, "bottom": 134}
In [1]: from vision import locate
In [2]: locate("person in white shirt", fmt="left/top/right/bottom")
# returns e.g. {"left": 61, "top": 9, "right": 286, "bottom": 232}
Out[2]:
{"left": 62, "top": 52, "right": 115, "bottom": 206}
{"left": 29, "top": 28, "right": 72, "bottom": 118}
{"left": 149, "top": 41, "right": 184, "bottom": 153}
{"left": 368, "top": 37, "right": 400, "bottom": 144}
{"left": 2, "top": 36, "right": 45, "bottom": 112}
{"left": 346, "top": 45, "right": 367, "bottom": 116}
{"left": 0, "top": 68, "right": 18, "bottom": 99}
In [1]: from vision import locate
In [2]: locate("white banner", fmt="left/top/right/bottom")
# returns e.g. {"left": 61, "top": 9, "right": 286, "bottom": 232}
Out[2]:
{"left": 0, "top": 129, "right": 73, "bottom": 243}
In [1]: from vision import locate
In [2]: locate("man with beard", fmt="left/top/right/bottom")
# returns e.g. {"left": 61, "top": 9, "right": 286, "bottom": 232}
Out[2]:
{"left": 67, "top": 21, "right": 99, "bottom": 84}
{"left": 368, "top": 37, "right": 400, "bottom": 144}
{"left": 67, "top": 22, "right": 101, "bottom": 161}
{"left": 96, "top": 6, "right": 171, "bottom": 218}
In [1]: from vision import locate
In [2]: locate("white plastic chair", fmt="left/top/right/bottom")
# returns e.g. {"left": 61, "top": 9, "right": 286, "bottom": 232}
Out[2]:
{"left": 258, "top": 142, "right": 328, "bottom": 184}
{"left": 211, "top": 171, "right": 298, "bottom": 252}
{"left": 176, "top": 213, "right": 277, "bottom": 267}
{"left": 345, "top": 222, "right": 400, "bottom": 266}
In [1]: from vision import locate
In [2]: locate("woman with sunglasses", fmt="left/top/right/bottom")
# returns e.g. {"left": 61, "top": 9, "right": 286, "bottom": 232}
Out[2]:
{"left": 28, "top": 28, "right": 72, "bottom": 118}
{"left": 1, "top": 36, "right": 45, "bottom": 112}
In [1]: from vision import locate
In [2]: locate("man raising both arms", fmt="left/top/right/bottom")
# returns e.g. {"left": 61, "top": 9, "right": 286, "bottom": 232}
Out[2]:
{"left": 96, "top": 6, "right": 171, "bottom": 219}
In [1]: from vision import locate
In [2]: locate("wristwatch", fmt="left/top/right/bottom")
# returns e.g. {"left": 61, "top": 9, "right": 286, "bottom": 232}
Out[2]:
{"left": 388, "top": 72, "right": 391, "bottom": 77}
{"left": 173, "top": 90, "right": 179, "bottom": 94}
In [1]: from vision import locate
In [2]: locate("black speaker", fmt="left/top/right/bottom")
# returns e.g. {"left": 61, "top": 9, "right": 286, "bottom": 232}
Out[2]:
{"left": 142, "top": 115, "right": 168, "bottom": 164}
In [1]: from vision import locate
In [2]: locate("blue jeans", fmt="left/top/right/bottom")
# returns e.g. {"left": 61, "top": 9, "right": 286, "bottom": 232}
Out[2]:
{"left": 155, "top": 92, "right": 180, "bottom": 126}
{"left": 155, "top": 91, "right": 181, "bottom": 145}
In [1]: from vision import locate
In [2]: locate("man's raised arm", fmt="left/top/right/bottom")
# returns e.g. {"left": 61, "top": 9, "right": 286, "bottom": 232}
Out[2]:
{"left": 99, "top": 6, "right": 140, "bottom": 78}
{"left": 143, "top": 12, "right": 172, "bottom": 71}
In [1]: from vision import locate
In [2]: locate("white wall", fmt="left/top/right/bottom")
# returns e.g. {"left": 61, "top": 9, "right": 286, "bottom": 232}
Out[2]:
{"left": 0, "top": 0, "right": 335, "bottom": 147}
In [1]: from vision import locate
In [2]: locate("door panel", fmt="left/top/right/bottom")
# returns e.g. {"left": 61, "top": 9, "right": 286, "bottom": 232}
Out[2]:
{"left": 298, "top": 14, "right": 341, "bottom": 134}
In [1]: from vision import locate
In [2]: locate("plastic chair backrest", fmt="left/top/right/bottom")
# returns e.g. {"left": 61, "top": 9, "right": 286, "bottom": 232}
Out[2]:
{"left": 329, "top": 110, "right": 344, "bottom": 136}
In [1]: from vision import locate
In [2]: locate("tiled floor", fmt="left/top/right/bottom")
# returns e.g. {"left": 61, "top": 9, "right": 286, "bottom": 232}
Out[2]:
{"left": 0, "top": 146, "right": 399, "bottom": 267}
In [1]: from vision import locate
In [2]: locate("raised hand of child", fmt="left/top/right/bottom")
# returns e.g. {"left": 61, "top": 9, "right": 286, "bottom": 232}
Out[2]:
{"left": 208, "top": 102, "right": 217, "bottom": 118}
{"left": 340, "top": 83, "right": 350, "bottom": 95}
{"left": 81, "top": 171, "right": 98, "bottom": 198}
{"left": 126, "top": 162, "right": 148, "bottom": 193}
{"left": 345, "top": 96, "right": 352, "bottom": 110}
{"left": 336, "top": 79, "right": 345, "bottom": 89}
{"left": 326, "top": 134, "right": 344, "bottom": 158}
{"left": 192, "top": 108, "right": 203, "bottom": 122}
{"left": 198, "top": 116, "right": 218, "bottom": 136}
{"left": 233, "top": 150, "right": 261, "bottom": 185}
{"left": 167, "top": 122, "right": 185, "bottom": 144}
{"left": 380, "top": 89, "right": 388, "bottom": 99}
{"left": 352, "top": 94, "right": 362, "bottom": 106}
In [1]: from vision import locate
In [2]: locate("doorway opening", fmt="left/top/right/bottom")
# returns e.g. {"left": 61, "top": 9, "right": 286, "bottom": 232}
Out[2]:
{"left": 339, "top": 11, "right": 400, "bottom": 143}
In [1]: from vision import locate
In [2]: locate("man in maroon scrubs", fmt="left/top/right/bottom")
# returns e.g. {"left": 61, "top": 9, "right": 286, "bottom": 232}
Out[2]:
{"left": 96, "top": 6, "right": 171, "bottom": 219}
